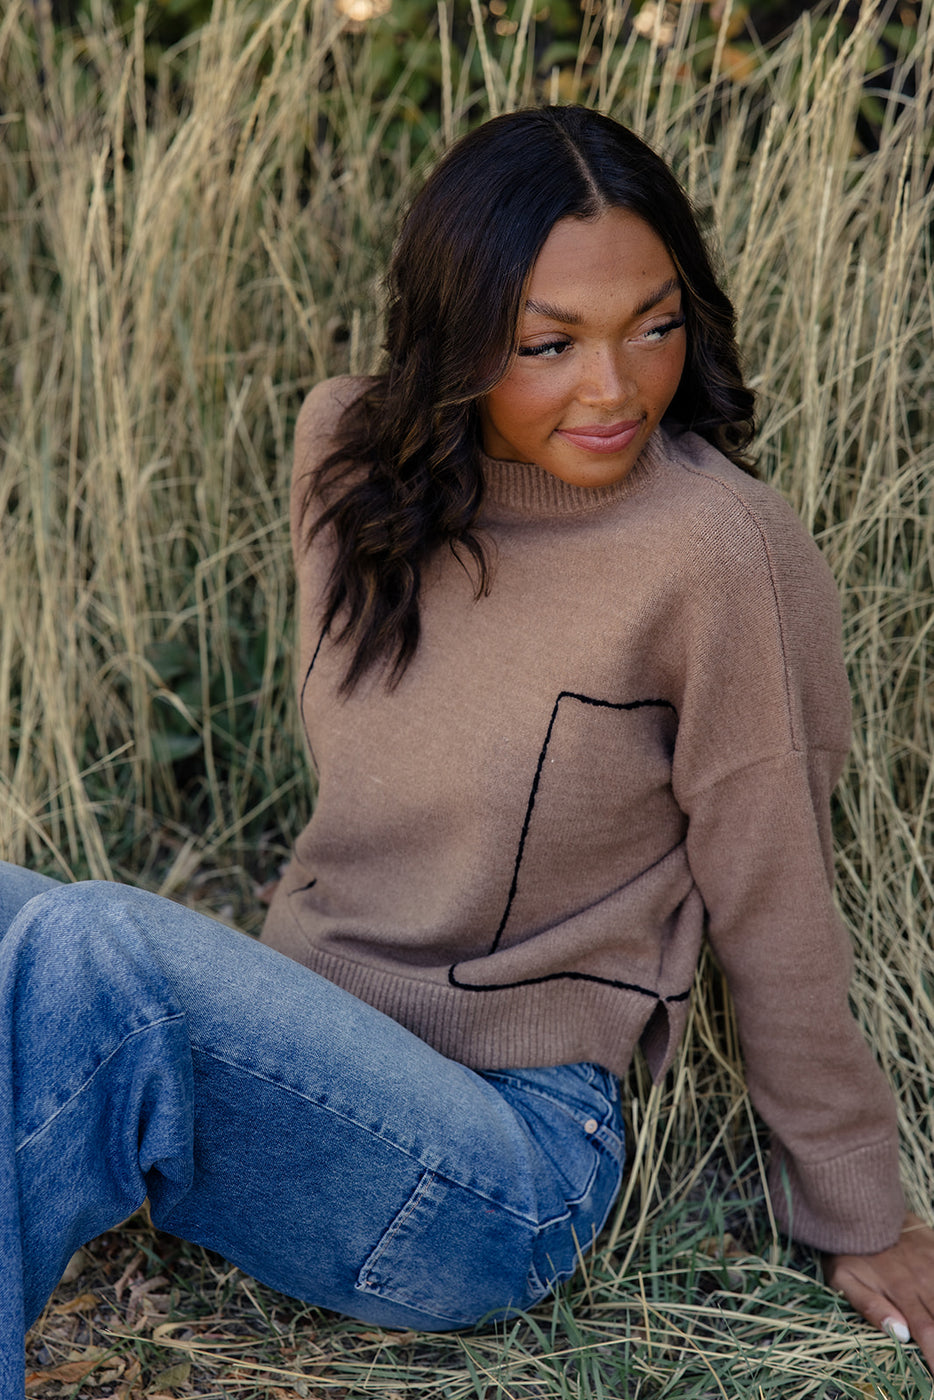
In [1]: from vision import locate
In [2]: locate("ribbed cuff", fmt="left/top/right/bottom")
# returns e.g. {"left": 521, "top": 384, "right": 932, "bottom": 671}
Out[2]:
{"left": 767, "top": 1136, "right": 905, "bottom": 1254}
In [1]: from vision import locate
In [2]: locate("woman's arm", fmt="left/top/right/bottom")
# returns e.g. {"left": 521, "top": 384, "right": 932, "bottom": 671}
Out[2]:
{"left": 662, "top": 442, "right": 929, "bottom": 1337}
{"left": 667, "top": 459, "right": 905, "bottom": 1255}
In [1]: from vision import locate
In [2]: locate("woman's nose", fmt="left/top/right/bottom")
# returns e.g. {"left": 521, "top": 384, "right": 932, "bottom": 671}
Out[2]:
{"left": 578, "top": 345, "right": 635, "bottom": 408}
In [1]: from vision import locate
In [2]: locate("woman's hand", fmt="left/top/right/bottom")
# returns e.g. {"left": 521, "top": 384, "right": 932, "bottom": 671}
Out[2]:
{"left": 824, "top": 1212, "right": 934, "bottom": 1369}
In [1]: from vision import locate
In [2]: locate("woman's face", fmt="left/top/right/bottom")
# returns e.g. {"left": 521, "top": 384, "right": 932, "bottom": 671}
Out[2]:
{"left": 479, "top": 208, "right": 687, "bottom": 488}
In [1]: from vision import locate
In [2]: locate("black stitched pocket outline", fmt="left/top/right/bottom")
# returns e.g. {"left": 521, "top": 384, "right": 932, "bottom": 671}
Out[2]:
{"left": 447, "top": 691, "right": 691, "bottom": 1004}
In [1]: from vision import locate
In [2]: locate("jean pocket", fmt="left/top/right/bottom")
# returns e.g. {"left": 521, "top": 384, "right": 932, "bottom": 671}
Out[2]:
{"left": 355, "top": 1167, "right": 543, "bottom": 1328}
{"left": 480, "top": 1063, "right": 625, "bottom": 1207}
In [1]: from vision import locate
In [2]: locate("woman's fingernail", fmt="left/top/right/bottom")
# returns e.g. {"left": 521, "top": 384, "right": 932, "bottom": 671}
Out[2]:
{"left": 881, "top": 1317, "right": 911, "bottom": 1343}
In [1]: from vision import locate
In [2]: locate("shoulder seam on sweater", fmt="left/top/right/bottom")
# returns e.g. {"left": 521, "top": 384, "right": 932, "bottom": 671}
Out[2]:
{"left": 672, "top": 453, "right": 803, "bottom": 751}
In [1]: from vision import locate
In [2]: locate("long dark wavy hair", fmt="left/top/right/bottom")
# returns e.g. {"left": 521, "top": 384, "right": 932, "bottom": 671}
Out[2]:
{"left": 303, "top": 105, "right": 757, "bottom": 692}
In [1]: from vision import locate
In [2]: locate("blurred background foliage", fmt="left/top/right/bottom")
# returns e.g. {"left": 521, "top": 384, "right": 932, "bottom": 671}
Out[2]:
{"left": 47, "top": 0, "right": 924, "bottom": 153}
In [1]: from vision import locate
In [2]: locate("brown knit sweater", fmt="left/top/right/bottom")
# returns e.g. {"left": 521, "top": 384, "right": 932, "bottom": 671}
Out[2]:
{"left": 262, "top": 377, "right": 905, "bottom": 1254}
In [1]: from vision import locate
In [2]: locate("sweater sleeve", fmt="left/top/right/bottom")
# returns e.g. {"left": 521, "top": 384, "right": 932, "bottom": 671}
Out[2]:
{"left": 668, "top": 452, "right": 904, "bottom": 1255}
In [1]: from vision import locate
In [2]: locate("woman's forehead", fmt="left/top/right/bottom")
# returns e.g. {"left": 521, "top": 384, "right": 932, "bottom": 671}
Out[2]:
{"left": 523, "top": 210, "right": 680, "bottom": 322}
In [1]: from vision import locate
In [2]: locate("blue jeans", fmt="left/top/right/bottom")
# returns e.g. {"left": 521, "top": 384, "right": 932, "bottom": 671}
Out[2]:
{"left": 0, "top": 862, "right": 625, "bottom": 1397}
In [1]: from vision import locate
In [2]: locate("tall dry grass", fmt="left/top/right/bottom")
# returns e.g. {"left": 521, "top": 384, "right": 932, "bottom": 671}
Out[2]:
{"left": 3, "top": 0, "right": 934, "bottom": 1393}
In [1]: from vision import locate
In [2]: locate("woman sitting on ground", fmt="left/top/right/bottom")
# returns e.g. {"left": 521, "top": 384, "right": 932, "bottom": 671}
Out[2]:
{"left": 1, "top": 105, "right": 931, "bottom": 1392}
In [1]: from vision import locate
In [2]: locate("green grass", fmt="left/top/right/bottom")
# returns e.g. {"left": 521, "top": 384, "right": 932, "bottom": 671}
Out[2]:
{"left": 4, "top": 0, "right": 933, "bottom": 1394}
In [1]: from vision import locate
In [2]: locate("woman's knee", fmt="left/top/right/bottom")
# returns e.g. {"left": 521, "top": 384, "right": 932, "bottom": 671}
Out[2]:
{"left": 0, "top": 861, "right": 62, "bottom": 942}
{"left": 1, "top": 880, "right": 188, "bottom": 1049}
{"left": 6, "top": 878, "right": 143, "bottom": 962}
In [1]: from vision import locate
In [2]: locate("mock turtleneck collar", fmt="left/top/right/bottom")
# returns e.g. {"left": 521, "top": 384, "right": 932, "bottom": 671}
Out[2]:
{"left": 478, "top": 429, "right": 668, "bottom": 521}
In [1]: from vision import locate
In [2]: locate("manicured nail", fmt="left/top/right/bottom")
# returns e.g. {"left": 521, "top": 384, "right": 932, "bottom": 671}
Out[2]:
{"left": 881, "top": 1317, "right": 911, "bottom": 1343}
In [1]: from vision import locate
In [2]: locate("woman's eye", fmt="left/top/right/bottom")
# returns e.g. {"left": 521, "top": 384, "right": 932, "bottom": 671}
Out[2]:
{"left": 642, "top": 315, "right": 686, "bottom": 342}
{"left": 516, "top": 339, "right": 569, "bottom": 359}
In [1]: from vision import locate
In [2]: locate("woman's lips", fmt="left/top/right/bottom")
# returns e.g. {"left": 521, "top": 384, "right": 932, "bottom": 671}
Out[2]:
{"left": 554, "top": 419, "right": 642, "bottom": 454}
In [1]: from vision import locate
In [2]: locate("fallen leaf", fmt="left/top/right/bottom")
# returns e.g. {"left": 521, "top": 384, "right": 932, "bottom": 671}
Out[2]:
{"left": 51, "top": 1291, "right": 99, "bottom": 1315}
{"left": 114, "top": 1249, "right": 145, "bottom": 1301}
{"left": 115, "top": 1357, "right": 143, "bottom": 1400}
{"left": 696, "top": 1233, "right": 756, "bottom": 1290}
{"left": 147, "top": 1360, "right": 191, "bottom": 1392}
{"left": 697, "top": 1233, "right": 750, "bottom": 1260}
{"left": 355, "top": 1329, "right": 419, "bottom": 1343}
{"left": 25, "top": 1349, "right": 106, "bottom": 1390}
{"left": 60, "top": 1248, "right": 90, "bottom": 1284}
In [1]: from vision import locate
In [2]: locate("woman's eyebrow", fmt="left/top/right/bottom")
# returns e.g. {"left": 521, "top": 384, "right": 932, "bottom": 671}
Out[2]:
{"left": 524, "top": 298, "right": 582, "bottom": 324}
{"left": 633, "top": 276, "right": 682, "bottom": 315}
{"left": 524, "top": 276, "right": 683, "bottom": 326}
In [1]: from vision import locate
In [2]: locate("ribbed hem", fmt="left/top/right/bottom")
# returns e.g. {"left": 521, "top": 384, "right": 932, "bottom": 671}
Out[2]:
{"left": 295, "top": 943, "right": 660, "bottom": 1081}
{"left": 767, "top": 1136, "right": 905, "bottom": 1254}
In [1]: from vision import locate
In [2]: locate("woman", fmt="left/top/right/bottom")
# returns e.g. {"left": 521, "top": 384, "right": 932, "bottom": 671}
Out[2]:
{"left": 1, "top": 106, "right": 931, "bottom": 1390}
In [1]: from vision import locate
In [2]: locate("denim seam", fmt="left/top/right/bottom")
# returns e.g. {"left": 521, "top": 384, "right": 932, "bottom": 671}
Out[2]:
{"left": 356, "top": 1167, "right": 437, "bottom": 1290}
{"left": 479, "top": 1074, "right": 625, "bottom": 1162}
{"left": 590, "top": 1126, "right": 625, "bottom": 1160}
{"left": 192, "top": 1046, "right": 540, "bottom": 1224}
{"left": 480, "top": 1070, "right": 615, "bottom": 1118}
{"left": 15, "top": 1013, "right": 186, "bottom": 1154}
{"left": 355, "top": 1168, "right": 537, "bottom": 1326}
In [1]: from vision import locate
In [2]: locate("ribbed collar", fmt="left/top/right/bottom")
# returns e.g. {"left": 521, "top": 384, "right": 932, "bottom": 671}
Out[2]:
{"left": 478, "top": 429, "right": 668, "bottom": 522}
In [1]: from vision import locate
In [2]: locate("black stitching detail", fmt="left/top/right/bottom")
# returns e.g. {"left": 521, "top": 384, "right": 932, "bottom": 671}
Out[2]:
{"left": 299, "top": 625, "right": 329, "bottom": 768}
{"left": 487, "top": 692, "right": 676, "bottom": 957}
{"left": 448, "top": 835, "right": 684, "bottom": 988}
{"left": 447, "top": 689, "right": 682, "bottom": 998}
{"left": 447, "top": 963, "right": 691, "bottom": 1001}
{"left": 287, "top": 878, "right": 317, "bottom": 896}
